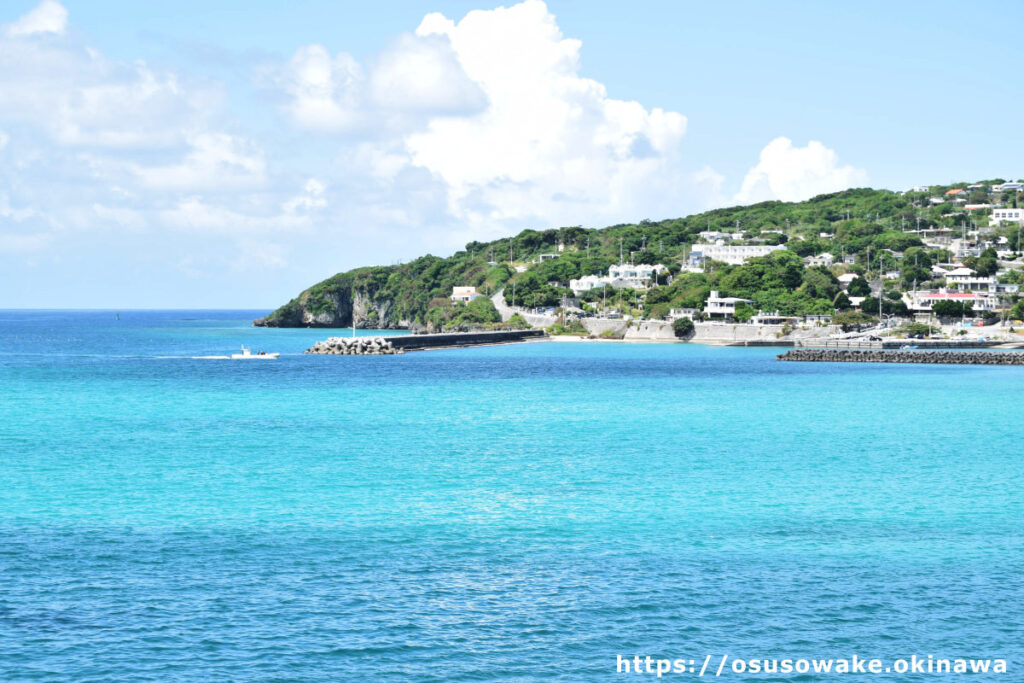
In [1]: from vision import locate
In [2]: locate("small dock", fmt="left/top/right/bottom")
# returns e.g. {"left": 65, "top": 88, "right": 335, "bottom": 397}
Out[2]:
{"left": 778, "top": 349, "right": 1024, "bottom": 365}
{"left": 306, "top": 329, "right": 545, "bottom": 355}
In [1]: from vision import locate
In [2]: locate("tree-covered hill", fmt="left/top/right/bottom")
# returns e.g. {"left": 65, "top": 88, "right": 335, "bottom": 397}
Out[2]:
{"left": 254, "top": 181, "right": 1021, "bottom": 328}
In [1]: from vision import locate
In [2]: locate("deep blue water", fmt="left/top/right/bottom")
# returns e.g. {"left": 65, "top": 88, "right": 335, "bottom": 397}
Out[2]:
{"left": 1, "top": 310, "right": 1021, "bottom": 681}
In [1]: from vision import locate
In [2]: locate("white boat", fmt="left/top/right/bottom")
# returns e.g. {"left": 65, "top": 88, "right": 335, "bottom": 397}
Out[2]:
{"left": 231, "top": 345, "right": 279, "bottom": 359}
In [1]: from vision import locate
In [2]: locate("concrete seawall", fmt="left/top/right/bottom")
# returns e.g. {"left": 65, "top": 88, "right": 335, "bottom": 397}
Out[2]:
{"left": 307, "top": 329, "right": 545, "bottom": 355}
{"left": 778, "top": 349, "right": 1024, "bottom": 365}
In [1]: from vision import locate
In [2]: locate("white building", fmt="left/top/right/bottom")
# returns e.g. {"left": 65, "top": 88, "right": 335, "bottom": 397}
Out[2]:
{"left": 669, "top": 308, "right": 699, "bottom": 321}
{"left": 751, "top": 310, "right": 798, "bottom": 325}
{"left": 690, "top": 242, "right": 786, "bottom": 266}
{"left": 991, "top": 208, "right": 1024, "bottom": 225}
{"left": 450, "top": 286, "right": 483, "bottom": 303}
{"left": 993, "top": 182, "right": 1024, "bottom": 192}
{"left": 837, "top": 273, "right": 860, "bottom": 289}
{"left": 608, "top": 263, "right": 667, "bottom": 286}
{"left": 568, "top": 263, "right": 668, "bottom": 294}
{"left": 569, "top": 274, "right": 608, "bottom": 293}
{"left": 945, "top": 267, "right": 996, "bottom": 291}
{"left": 804, "top": 253, "right": 835, "bottom": 267}
{"left": 903, "top": 290, "right": 997, "bottom": 312}
{"left": 698, "top": 230, "right": 737, "bottom": 242}
{"left": 704, "top": 290, "right": 753, "bottom": 318}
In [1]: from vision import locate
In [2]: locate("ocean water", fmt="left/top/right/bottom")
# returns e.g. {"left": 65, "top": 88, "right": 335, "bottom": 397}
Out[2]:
{"left": 1, "top": 310, "right": 1021, "bottom": 681}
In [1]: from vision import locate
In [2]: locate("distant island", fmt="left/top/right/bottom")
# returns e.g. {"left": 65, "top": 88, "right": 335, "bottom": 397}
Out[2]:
{"left": 255, "top": 181, "right": 1024, "bottom": 339}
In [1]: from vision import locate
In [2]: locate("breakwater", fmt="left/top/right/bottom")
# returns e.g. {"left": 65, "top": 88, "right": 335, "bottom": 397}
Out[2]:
{"left": 778, "top": 349, "right": 1024, "bottom": 365}
{"left": 306, "top": 329, "right": 545, "bottom": 355}
{"left": 307, "top": 336, "right": 404, "bottom": 355}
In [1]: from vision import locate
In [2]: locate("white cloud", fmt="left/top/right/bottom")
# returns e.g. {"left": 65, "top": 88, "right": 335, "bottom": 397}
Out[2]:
{"left": 0, "top": 232, "right": 51, "bottom": 252}
{"left": 733, "top": 137, "right": 869, "bottom": 205}
{"left": 230, "top": 241, "right": 288, "bottom": 271}
{"left": 4, "top": 0, "right": 67, "bottom": 37}
{"left": 368, "top": 33, "right": 485, "bottom": 114}
{"left": 282, "top": 178, "right": 327, "bottom": 213}
{"left": 267, "top": 0, "right": 702, "bottom": 236}
{"left": 401, "top": 0, "right": 691, "bottom": 230}
{"left": 134, "top": 133, "right": 266, "bottom": 191}
{"left": 158, "top": 186, "right": 318, "bottom": 237}
{"left": 0, "top": 4, "right": 221, "bottom": 151}
{"left": 273, "top": 44, "right": 363, "bottom": 132}
{"left": 92, "top": 203, "right": 146, "bottom": 230}
{"left": 0, "top": 193, "right": 38, "bottom": 221}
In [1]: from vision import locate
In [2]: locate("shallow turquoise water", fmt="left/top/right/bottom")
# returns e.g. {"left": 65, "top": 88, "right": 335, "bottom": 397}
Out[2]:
{"left": 1, "top": 311, "right": 1021, "bottom": 680}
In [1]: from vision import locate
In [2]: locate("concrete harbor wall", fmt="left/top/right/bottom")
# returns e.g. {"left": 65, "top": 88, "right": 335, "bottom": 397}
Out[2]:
{"left": 624, "top": 321, "right": 676, "bottom": 340}
{"left": 307, "top": 330, "right": 545, "bottom": 355}
{"left": 778, "top": 349, "right": 1024, "bottom": 365}
{"left": 693, "top": 322, "right": 839, "bottom": 346}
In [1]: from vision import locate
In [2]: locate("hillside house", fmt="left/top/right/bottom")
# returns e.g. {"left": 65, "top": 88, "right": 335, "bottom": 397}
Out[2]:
{"left": 450, "top": 287, "right": 483, "bottom": 303}
{"left": 704, "top": 290, "right": 753, "bottom": 318}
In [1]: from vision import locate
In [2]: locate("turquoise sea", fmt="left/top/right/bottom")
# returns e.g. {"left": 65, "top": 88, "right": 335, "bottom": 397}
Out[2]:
{"left": 1, "top": 310, "right": 1021, "bottom": 681}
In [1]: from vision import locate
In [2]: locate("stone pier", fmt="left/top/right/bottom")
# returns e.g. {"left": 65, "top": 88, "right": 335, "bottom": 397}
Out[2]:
{"left": 306, "top": 329, "right": 546, "bottom": 355}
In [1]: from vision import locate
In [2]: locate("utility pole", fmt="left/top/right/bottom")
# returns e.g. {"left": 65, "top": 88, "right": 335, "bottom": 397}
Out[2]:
{"left": 641, "top": 235, "right": 647, "bottom": 252}
{"left": 586, "top": 236, "right": 590, "bottom": 259}
{"left": 619, "top": 237, "right": 624, "bottom": 263}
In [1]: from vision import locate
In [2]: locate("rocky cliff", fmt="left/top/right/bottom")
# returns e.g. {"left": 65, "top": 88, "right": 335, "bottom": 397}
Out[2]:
{"left": 254, "top": 270, "right": 415, "bottom": 329}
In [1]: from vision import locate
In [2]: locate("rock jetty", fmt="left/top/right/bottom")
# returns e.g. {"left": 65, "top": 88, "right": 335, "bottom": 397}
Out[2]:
{"left": 307, "top": 336, "right": 403, "bottom": 355}
{"left": 778, "top": 349, "right": 1024, "bottom": 365}
{"left": 306, "top": 330, "right": 546, "bottom": 355}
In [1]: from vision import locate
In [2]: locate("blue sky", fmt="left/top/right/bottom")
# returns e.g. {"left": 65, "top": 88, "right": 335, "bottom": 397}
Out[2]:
{"left": 1, "top": 0, "right": 1021, "bottom": 308}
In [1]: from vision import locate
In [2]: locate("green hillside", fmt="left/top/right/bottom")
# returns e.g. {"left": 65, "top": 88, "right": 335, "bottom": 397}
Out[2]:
{"left": 255, "top": 181, "right": 1022, "bottom": 329}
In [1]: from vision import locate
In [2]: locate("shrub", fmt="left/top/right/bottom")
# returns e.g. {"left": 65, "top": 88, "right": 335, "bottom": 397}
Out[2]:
{"left": 833, "top": 311, "right": 878, "bottom": 332}
{"left": 547, "top": 319, "right": 588, "bottom": 336}
{"left": 932, "top": 300, "right": 974, "bottom": 318}
{"left": 672, "top": 317, "right": 695, "bottom": 338}
{"left": 505, "top": 314, "right": 530, "bottom": 329}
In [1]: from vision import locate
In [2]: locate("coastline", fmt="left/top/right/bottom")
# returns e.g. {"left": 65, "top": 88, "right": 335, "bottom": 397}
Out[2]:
{"left": 545, "top": 334, "right": 792, "bottom": 346}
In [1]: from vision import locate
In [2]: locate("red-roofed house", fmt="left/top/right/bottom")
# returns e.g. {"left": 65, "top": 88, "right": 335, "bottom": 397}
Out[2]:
{"left": 904, "top": 290, "right": 997, "bottom": 312}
